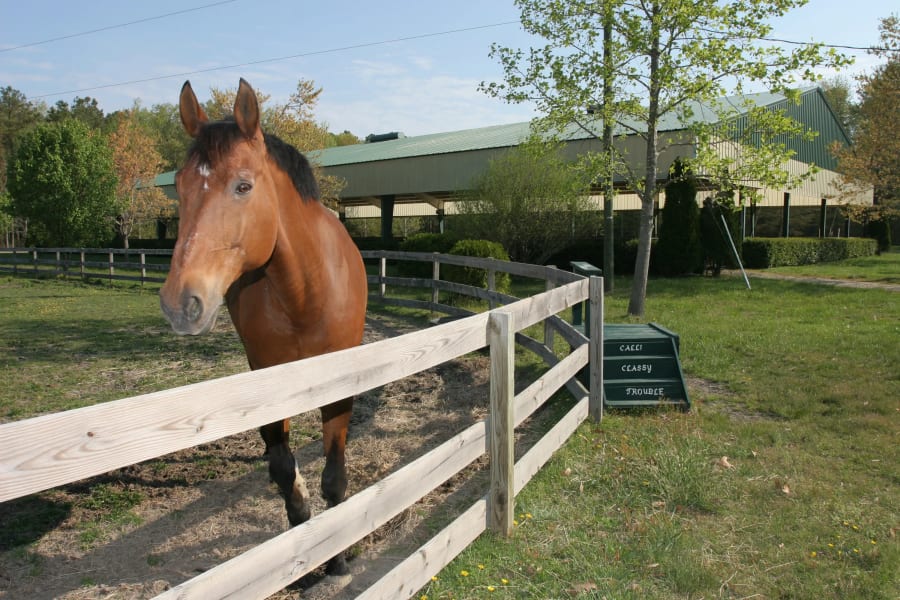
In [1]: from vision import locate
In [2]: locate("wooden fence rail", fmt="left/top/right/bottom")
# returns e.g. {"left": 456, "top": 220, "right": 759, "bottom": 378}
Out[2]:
{"left": 0, "top": 247, "right": 172, "bottom": 284}
{"left": 0, "top": 249, "right": 604, "bottom": 600}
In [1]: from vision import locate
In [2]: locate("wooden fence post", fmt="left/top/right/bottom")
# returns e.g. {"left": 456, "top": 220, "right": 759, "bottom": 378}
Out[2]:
{"left": 544, "top": 266, "right": 557, "bottom": 353}
{"left": 488, "top": 309, "right": 515, "bottom": 536}
{"left": 379, "top": 256, "right": 387, "bottom": 298}
{"left": 487, "top": 267, "right": 497, "bottom": 310}
{"left": 140, "top": 252, "right": 147, "bottom": 286}
{"left": 589, "top": 276, "right": 604, "bottom": 422}
{"left": 108, "top": 251, "right": 114, "bottom": 283}
{"left": 432, "top": 254, "right": 440, "bottom": 308}
{"left": 80, "top": 250, "right": 85, "bottom": 279}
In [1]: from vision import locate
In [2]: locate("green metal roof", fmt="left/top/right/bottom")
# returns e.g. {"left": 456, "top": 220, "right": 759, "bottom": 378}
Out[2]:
{"left": 312, "top": 87, "right": 836, "bottom": 168}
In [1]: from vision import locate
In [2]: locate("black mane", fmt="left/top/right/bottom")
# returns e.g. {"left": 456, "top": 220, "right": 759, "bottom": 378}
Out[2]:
{"left": 187, "top": 119, "right": 320, "bottom": 202}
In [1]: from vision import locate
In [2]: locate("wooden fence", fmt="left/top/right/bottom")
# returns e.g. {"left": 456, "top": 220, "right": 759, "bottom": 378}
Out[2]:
{"left": 0, "top": 250, "right": 604, "bottom": 599}
{"left": 0, "top": 247, "right": 171, "bottom": 284}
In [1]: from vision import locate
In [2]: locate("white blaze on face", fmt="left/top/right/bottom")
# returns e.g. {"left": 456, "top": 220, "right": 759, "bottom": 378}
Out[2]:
{"left": 198, "top": 163, "right": 211, "bottom": 191}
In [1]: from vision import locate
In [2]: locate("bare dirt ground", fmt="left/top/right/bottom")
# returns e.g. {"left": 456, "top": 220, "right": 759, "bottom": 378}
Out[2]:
{"left": 0, "top": 311, "right": 553, "bottom": 599}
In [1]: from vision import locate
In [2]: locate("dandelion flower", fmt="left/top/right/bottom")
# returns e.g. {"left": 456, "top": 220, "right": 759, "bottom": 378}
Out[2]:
{"left": 513, "top": 520, "right": 519, "bottom": 526}
{"left": 431, "top": 576, "right": 439, "bottom": 582}
{"left": 478, "top": 564, "right": 485, "bottom": 570}
{"left": 828, "top": 543, "right": 834, "bottom": 548}
{"left": 810, "top": 551, "right": 817, "bottom": 558}
{"left": 501, "top": 578, "right": 509, "bottom": 585}
{"left": 871, "top": 539, "right": 877, "bottom": 545}
{"left": 487, "top": 586, "right": 496, "bottom": 592}
{"left": 526, "top": 513, "right": 533, "bottom": 519}
{"left": 461, "top": 570, "right": 469, "bottom": 577}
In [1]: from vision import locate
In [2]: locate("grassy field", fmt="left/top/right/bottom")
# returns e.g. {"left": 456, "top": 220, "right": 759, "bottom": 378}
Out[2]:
{"left": 761, "top": 246, "right": 900, "bottom": 284}
{"left": 1, "top": 251, "right": 898, "bottom": 599}
{"left": 424, "top": 266, "right": 899, "bottom": 599}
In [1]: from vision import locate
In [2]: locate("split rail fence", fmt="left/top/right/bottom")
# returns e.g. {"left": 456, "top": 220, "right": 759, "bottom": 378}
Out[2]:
{"left": 0, "top": 249, "right": 604, "bottom": 599}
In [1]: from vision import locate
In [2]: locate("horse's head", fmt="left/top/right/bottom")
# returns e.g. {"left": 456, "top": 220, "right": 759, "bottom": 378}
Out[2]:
{"left": 160, "top": 79, "right": 280, "bottom": 335}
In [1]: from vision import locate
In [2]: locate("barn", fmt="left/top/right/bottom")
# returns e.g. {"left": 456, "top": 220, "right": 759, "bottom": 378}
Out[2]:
{"left": 154, "top": 86, "right": 872, "bottom": 240}
{"left": 311, "top": 86, "right": 872, "bottom": 240}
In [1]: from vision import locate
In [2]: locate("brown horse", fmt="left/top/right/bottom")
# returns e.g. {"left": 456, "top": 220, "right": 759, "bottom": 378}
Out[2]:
{"left": 159, "top": 79, "right": 367, "bottom": 576}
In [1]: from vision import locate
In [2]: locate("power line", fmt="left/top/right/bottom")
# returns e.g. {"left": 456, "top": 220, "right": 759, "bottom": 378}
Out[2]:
{"left": 28, "top": 21, "right": 521, "bottom": 100}
{"left": 0, "top": 0, "right": 240, "bottom": 53}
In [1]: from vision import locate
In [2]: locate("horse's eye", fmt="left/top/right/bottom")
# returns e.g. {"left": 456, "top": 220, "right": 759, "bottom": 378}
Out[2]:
{"left": 235, "top": 181, "right": 253, "bottom": 196}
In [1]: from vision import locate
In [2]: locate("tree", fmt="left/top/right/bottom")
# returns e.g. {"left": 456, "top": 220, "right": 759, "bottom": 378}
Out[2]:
{"left": 132, "top": 101, "right": 192, "bottom": 171}
{"left": 108, "top": 110, "right": 174, "bottom": 249}
{"left": 820, "top": 76, "right": 859, "bottom": 135}
{"left": 327, "top": 130, "right": 362, "bottom": 147}
{"left": 485, "top": 0, "right": 847, "bottom": 316}
{"left": 456, "top": 137, "right": 597, "bottom": 265}
{"left": 7, "top": 120, "right": 118, "bottom": 246}
{"left": 833, "top": 15, "right": 900, "bottom": 222}
{"left": 0, "top": 86, "right": 44, "bottom": 191}
{"left": 656, "top": 159, "right": 701, "bottom": 276}
{"left": 46, "top": 96, "right": 106, "bottom": 130}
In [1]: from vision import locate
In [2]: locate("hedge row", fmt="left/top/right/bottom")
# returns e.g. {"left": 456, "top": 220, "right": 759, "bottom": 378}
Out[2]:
{"left": 741, "top": 237, "right": 877, "bottom": 268}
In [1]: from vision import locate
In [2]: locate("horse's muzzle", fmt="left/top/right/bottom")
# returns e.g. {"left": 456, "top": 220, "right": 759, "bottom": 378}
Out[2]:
{"left": 159, "top": 288, "right": 220, "bottom": 336}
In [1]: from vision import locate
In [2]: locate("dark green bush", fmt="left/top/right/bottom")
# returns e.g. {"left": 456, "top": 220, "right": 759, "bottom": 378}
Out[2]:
{"left": 742, "top": 237, "right": 877, "bottom": 268}
{"left": 656, "top": 161, "right": 702, "bottom": 276}
{"left": 616, "top": 238, "right": 657, "bottom": 275}
{"left": 443, "top": 239, "right": 511, "bottom": 295}
{"left": 396, "top": 233, "right": 460, "bottom": 278}
{"left": 864, "top": 219, "right": 892, "bottom": 253}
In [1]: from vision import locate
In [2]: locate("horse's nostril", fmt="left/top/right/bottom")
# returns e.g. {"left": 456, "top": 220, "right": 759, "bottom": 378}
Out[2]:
{"left": 186, "top": 295, "right": 203, "bottom": 323}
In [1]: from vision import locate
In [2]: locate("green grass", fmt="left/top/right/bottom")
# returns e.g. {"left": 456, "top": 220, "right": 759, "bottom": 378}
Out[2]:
{"left": 1, "top": 256, "right": 898, "bottom": 598}
{"left": 0, "top": 276, "right": 246, "bottom": 420}
{"left": 423, "top": 272, "right": 899, "bottom": 599}
{"left": 762, "top": 245, "right": 900, "bottom": 284}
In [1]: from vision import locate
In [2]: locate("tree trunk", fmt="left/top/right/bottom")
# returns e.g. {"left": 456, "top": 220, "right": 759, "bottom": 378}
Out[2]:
{"left": 627, "top": 2, "right": 662, "bottom": 318}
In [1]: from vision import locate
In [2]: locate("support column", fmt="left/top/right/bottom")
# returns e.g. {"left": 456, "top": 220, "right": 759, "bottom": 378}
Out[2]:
{"left": 819, "top": 198, "right": 827, "bottom": 237}
{"left": 380, "top": 194, "right": 395, "bottom": 244}
{"left": 781, "top": 192, "right": 791, "bottom": 237}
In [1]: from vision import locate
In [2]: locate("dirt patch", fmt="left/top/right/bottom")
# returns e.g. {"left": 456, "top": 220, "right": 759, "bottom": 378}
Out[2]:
{"left": 0, "top": 311, "right": 556, "bottom": 599}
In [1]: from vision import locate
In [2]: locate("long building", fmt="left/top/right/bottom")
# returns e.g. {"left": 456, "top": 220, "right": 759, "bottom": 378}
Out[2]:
{"left": 155, "top": 87, "right": 872, "bottom": 239}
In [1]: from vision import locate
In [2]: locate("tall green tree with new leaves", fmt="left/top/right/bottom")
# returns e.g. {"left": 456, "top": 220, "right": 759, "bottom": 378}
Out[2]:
{"left": 7, "top": 120, "right": 118, "bottom": 246}
{"left": 457, "top": 137, "right": 597, "bottom": 264}
{"left": 484, "top": 0, "right": 847, "bottom": 316}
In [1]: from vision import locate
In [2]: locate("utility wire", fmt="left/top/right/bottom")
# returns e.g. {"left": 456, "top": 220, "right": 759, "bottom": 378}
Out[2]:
{"left": 0, "top": 0, "right": 240, "bottom": 53}
{"left": 28, "top": 21, "right": 521, "bottom": 100}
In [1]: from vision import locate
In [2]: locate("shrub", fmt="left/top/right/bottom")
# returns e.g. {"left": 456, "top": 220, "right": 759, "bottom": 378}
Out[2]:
{"left": 742, "top": 237, "right": 878, "bottom": 268}
{"left": 656, "top": 160, "right": 702, "bottom": 276}
{"left": 396, "top": 233, "right": 460, "bottom": 278}
{"left": 443, "top": 239, "right": 511, "bottom": 295}
{"left": 864, "top": 219, "right": 892, "bottom": 253}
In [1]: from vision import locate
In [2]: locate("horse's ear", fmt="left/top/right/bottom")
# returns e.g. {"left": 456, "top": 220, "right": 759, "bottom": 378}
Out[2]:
{"left": 234, "top": 78, "right": 262, "bottom": 141}
{"left": 179, "top": 81, "right": 208, "bottom": 138}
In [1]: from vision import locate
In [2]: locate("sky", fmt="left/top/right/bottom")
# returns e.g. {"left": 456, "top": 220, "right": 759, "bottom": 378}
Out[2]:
{"left": 0, "top": 0, "right": 895, "bottom": 138}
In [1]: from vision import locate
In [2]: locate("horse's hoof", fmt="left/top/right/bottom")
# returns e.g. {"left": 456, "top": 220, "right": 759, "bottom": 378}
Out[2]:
{"left": 324, "top": 572, "right": 353, "bottom": 587}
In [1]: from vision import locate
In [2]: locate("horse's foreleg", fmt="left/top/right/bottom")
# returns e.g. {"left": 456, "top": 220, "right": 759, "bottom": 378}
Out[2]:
{"left": 320, "top": 397, "right": 353, "bottom": 576}
{"left": 260, "top": 419, "right": 311, "bottom": 526}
